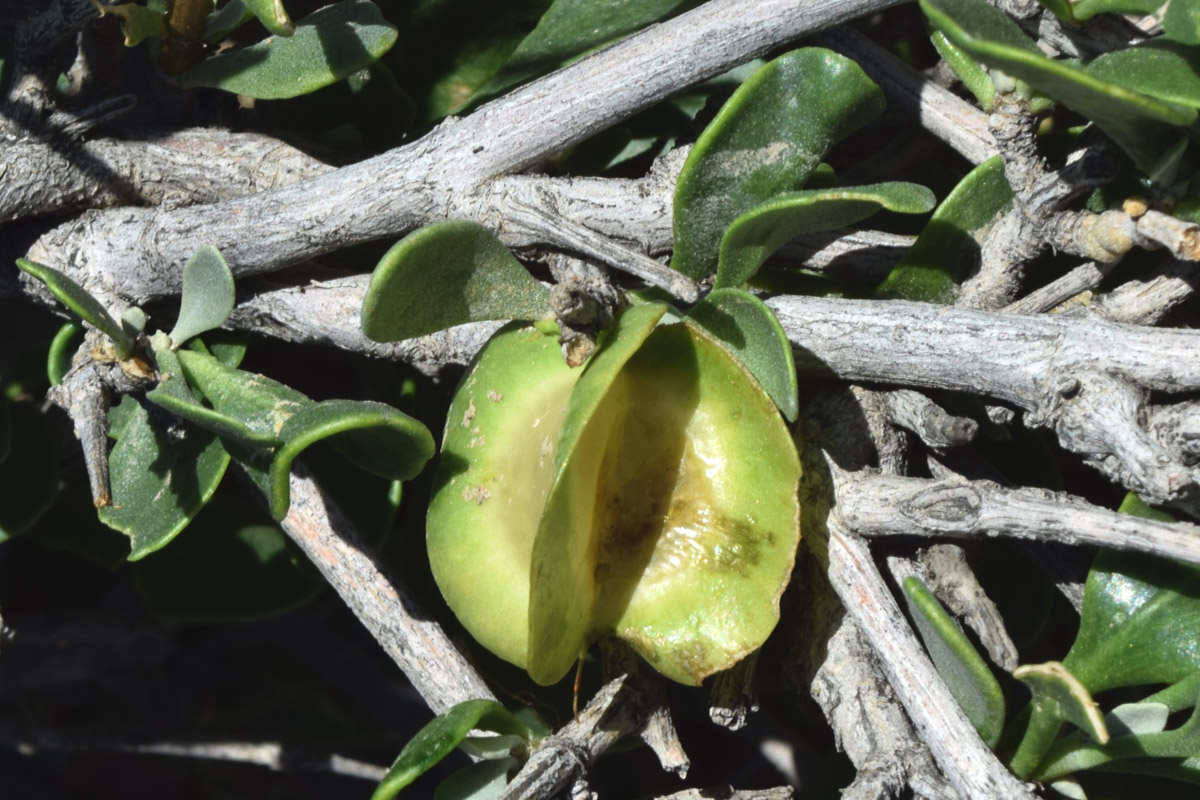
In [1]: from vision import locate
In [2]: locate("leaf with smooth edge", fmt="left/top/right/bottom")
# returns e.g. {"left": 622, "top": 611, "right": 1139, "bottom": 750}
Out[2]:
{"left": 929, "top": 28, "right": 995, "bottom": 110}
{"left": 715, "top": 182, "right": 935, "bottom": 289}
{"left": 1086, "top": 39, "right": 1200, "bottom": 109}
{"left": 362, "top": 220, "right": 550, "bottom": 342}
{"left": 16, "top": 259, "right": 131, "bottom": 353}
{"left": 1165, "top": 0, "right": 1200, "bottom": 44}
{"left": 1017, "top": 662, "right": 1109, "bottom": 744}
{"left": 177, "top": 0, "right": 398, "bottom": 99}
{"left": 1067, "top": 0, "right": 1160, "bottom": 19}
{"left": 530, "top": 311, "right": 802, "bottom": 685}
{"left": 428, "top": 321, "right": 582, "bottom": 669}
{"left": 267, "top": 399, "right": 434, "bottom": 519}
{"left": 47, "top": 322, "right": 83, "bottom": 387}
{"left": 99, "top": 395, "right": 230, "bottom": 560}
{"left": 879, "top": 156, "right": 1013, "bottom": 303}
{"left": 432, "top": 758, "right": 516, "bottom": 800}
{"left": 670, "top": 48, "right": 885, "bottom": 280}
{"left": 170, "top": 246, "right": 235, "bottom": 346}
{"left": 243, "top": 0, "right": 295, "bottom": 36}
{"left": 371, "top": 699, "right": 531, "bottom": 800}
{"left": 903, "top": 577, "right": 1006, "bottom": 748}
{"left": 1035, "top": 694, "right": 1200, "bottom": 781}
{"left": 922, "top": 0, "right": 1197, "bottom": 172}
{"left": 474, "top": 0, "right": 691, "bottom": 100}
{"left": 175, "top": 349, "right": 308, "bottom": 441}
{"left": 146, "top": 345, "right": 277, "bottom": 447}
{"left": 1009, "top": 661, "right": 1107, "bottom": 778}
{"left": 687, "top": 288, "right": 798, "bottom": 421}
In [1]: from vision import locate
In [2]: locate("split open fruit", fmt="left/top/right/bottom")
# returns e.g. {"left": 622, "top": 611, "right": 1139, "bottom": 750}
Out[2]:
{"left": 427, "top": 303, "right": 802, "bottom": 685}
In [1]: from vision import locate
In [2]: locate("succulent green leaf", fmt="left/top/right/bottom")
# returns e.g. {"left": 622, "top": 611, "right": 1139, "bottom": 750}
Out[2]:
{"left": 929, "top": 28, "right": 995, "bottom": 110}
{"left": 243, "top": 0, "right": 295, "bottom": 37}
{"left": 177, "top": 0, "right": 398, "bottom": 99}
{"left": 267, "top": 399, "right": 434, "bottom": 519}
{"left": 428, "top": 321, "right": 582, "bottom": 668}
{"left": 170, "top": 246, "right": 236, "bottom": 346}
{"left": 362, "top": 221, "right": 550, "bottom": 343}
{"left": 189, "top": 330, "right": 248, "bottom": 369}
{"left": 1063, "top": 0, "right": 1161, "bottom": 19}
{"left": 146, "top": 346, "right": 277, "bottom": 447}
{"left": 99, "top": 395, "right": 231, "bottom": 560}
{"left": 1036, "top": 693, "right": 1200, "bottom": 781}
{"left": 903, "top": 577, "right": 1006, "bottom": 748}
{"left": 47, "top": 321, "right": 84, "bottom": 387}
{"left": 1061, "top": 549, "right": 1200, "bottom": 694}
{"left": 670, "top": 48, "right": 886, "bottom": 280}
{"left": 432, "top": 758, "right": 516, "bottom": 800}
{"left": 1165, "top": 0, "right": 1200, "bottom": 44}
{"left": 716, "top": 182, "right": 935, "bottom": 290}
{"left": 372, "top": 700, "right": 532, "bottom": 800}
{"left": 1086, "top": 39, "right": 1200, "bottom": 109}
{"left": 687, "top": 288, "right": 798, "bottom": 421}
{"left": 16, "top": 259, "right": 131, "bottom": 355}
{"left": 921, "top": 0, "right": 1197, "bottom": 172}
{"left": 204, "top": 0, "right": 255, "bottom": 41}
{"left": 474, "top": 0, "right": 692, "bottom": 100}
{"left": 175, "top": 349, "right": 308, "bottom": 441}
{"left": 131, "top": 491, "right": 321, "bottom": 622}
{"left": 1019, "top": 661, "right": 1110, "bottom": 743}
{"left": 0, "top": 401, "right": 60, "bottom": 539}
{"left": 878, "top": 156, "right": 1013, "bottom": 303}
{"left": 98, "top": 1, "right": 169, "bottom": 47}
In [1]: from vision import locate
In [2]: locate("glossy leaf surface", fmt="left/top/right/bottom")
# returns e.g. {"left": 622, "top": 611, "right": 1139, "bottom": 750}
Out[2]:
{"left": 922, "top": 0, "right": 1197, "bottom": 172}
{"left": 178, "top": 0, "right": 398, "bottom": 99}
{"left": 170, "top": 246, "right": 236, "bottom": 346}
{"left": 903, "top": 577, "right": 1006, "bottom": 748}
{"left": 715, "top": 182, "right": 935, "bottom": 289}
{"left": 878, "top": 156, "right": 1013, "bottom": 302}
{"left": 687, "top": 288, "right": 798, "bottom": 421}
{"left": 670, "top": 48, "right": 885, "bottom": 280}
{"left": 372, "top": 700, "right": 532, "bottom": 800}
{"left": 99, "top": 395, "right": 230, "bottom": 560}
{"left": 16, "top": 259, "right": 131, "bottom": 354}
{"left": 362, "top": 221, "right": 550, "bottom": 343}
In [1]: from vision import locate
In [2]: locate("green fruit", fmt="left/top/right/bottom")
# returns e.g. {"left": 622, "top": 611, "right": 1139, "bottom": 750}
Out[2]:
{"left": 427, "top": 304, "right": 801, "bottom": 685}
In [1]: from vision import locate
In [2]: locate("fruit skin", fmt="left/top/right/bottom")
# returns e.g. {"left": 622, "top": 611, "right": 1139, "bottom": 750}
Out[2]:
{"left": 427, "top": 308, "right": 802, "bottom": 687}
{"left": 427, "top": 321, "right": 580, "bottom": 668}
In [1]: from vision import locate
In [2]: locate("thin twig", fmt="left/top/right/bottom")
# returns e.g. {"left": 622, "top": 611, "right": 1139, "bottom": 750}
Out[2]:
{"left": 272, "top": 461, "right": 496, "bottom": 714}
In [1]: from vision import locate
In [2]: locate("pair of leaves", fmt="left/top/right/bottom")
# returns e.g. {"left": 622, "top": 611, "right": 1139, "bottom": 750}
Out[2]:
{"left": 670, "top": 48, "right": 934, "bottom": 419}
{"left": 372, "top": 699, "right": 541, "bottom": 800}
{"left": 178, "top": 0, "right": 399, "bottom": 100}
{"left": 145, "top": 346, "right": 434, "bottom": 524}
{"left": 923, "top": 0, "right": 1200, "bottom": 173}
